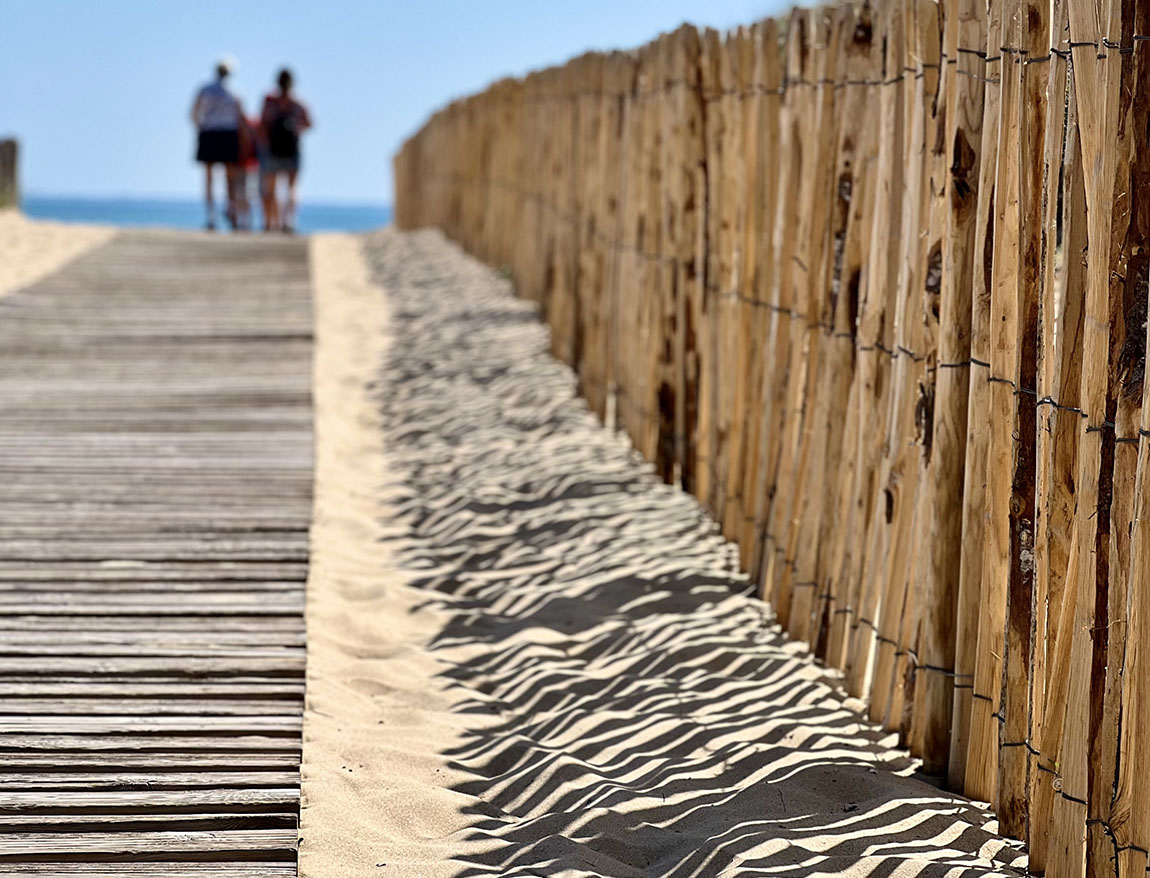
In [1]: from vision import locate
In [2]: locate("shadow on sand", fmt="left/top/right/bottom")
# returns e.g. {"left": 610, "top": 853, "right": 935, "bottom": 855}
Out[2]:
{"left": 364, "top": 228, "right": 1027, "bottom": 877}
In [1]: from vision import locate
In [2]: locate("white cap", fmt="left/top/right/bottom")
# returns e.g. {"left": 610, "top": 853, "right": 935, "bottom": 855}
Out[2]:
{"left": 217, "top": 55, "right": 237, "bottom": 75}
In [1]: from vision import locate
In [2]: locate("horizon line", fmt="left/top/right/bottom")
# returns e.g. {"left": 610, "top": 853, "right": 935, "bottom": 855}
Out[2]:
{"left": 23, "top": 191, "right": 392, "bottom": 210}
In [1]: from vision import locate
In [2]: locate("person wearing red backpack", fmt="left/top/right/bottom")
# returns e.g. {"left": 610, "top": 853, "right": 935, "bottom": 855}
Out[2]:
{"left": 259, "top": 68, "right": 312, "bottom": 233}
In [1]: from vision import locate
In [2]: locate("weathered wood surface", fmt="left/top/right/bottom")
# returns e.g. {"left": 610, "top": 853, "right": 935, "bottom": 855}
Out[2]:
{"left": 0, "top": 231, "right": 311, "bottom": 873}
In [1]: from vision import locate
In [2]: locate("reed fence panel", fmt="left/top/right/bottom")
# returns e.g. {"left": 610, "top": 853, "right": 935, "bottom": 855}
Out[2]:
{"left": 393, "top": 0, "right": 1150, "bottom": 870}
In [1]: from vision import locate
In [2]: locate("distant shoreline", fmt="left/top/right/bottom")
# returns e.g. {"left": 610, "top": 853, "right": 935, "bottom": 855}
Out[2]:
{"left": 23, "top": 194, "right": 392, "bottom": 234}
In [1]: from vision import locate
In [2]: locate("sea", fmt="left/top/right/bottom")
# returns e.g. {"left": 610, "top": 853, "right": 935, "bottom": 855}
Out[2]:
{"left": 22, "top": 195, "right": 392, "bottom": 235}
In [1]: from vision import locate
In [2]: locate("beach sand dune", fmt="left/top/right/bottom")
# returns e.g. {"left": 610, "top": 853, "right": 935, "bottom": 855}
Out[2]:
{"left": 0, "top": 209, "right": 115, "bottom": 297}
{"left": 301, "top": 229, "right": 1027, "bottom": 877}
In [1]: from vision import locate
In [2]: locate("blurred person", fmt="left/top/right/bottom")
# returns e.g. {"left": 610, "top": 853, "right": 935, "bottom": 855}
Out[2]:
{"left": 190, "top": 58, "right": 245, "bottom": 230}
{"left": 231, "top": 115, "right": 261, "bottom": 230}
{"left": 260, "top": 68, "right": 312, "bottom": 233}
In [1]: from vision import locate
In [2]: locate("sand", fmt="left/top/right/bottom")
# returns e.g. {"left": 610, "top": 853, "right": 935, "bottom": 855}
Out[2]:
{"left": 0, "top": 209, "right": 115, "bottom": 297}
{"left": 301, "top": 234, "right": 494, "bottom": 877}
{"left": 301, "top": 227, "right": 1029, "bottom": 876}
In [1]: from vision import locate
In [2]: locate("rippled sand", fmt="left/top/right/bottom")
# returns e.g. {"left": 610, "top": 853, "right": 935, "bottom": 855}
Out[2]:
{"left": 301, "top": 228, "right": 1028, "bottom": 877}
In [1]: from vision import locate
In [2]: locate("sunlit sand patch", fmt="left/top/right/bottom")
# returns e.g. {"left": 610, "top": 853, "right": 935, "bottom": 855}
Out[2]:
{"left": 0, "top": 209, "right": 115, "bottom": 297}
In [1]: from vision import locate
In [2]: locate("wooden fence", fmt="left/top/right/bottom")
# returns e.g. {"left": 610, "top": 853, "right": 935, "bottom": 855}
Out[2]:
{"left": 0, "top": 139, "right": 18, "bottom": 208}
{"left": 393, "top": 0, "right": 1150, "bottom": 871}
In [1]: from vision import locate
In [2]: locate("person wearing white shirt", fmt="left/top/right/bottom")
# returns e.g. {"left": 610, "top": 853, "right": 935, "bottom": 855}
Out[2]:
{"left": 191, "top": 58, "right": 244, "bottom": 230}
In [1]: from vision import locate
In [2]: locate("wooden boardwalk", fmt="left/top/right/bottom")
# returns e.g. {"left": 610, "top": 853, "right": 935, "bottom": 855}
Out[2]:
{"left": 0, "top": 232, "right": 312, "bottom": 875}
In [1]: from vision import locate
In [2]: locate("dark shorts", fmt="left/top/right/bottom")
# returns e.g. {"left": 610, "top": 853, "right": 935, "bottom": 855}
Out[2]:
{"left": 196, "top": 129, "right": 240, "bottom": 165}
{"left": 260, "top": 153, "right": 301, "bottom": 175}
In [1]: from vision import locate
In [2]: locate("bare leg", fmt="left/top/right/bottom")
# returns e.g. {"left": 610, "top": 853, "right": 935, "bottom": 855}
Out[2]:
{"left": 235, "top": 169, "right": 250, "bottom": 230}
{"left": 203, "top": 164, "right": 216, "bottom": 229}
{"left": 284, "top": 169, "right": 300, "bottom": 233}
{"left": 261, "top": 171, "right": 279, "bottom": 232}
{"left": 235, "top": 168, "right": 251, "bottom": 230}
{"left": 225, "top": 164, "right": 242, "bottom": 229}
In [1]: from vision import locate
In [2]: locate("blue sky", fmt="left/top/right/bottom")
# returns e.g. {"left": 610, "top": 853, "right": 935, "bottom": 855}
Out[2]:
{"left": 0, "top": 1, "right": 784, "bottom": 205}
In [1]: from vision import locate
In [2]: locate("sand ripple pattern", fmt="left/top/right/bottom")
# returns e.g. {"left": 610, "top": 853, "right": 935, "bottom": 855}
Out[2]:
{"left": 364, "top": 228, "right": 1027, "bottom": 877}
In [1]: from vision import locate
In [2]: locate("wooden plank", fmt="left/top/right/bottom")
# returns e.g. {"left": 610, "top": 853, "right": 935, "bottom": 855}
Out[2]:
{"left": 750, "top": 10, "right": 808, "bottom": 589}
{"left": 0, "top": 867, "right": 295, "bottom": 877}
{"left": 949, "top": 0, "right": 1002, "bottom": 790}
{"left": 0, "top": 701, "right": 300, "bottom": 717}
{"left": 820, "top": 10, "right": 884, "bottom": 671}
{"left": 0, "top": 789, "right": 298, "bottom": 809}
{"left": 0, "top": 232, "right": 311, "bottom": 873}
{"left": 668, "top": 26, "right": 706, "bottom": 496}
{"left": 966, "top": 0, "right": 1023, "bottom": 810}
{"left": 891, "top": 0, "right": 946, "bottom": 745}
{"left": 1086, "top": 8, "right": 1150, "bottom": 876}
{"left": 0, "top": 830, "right": 297, "bottom": 857}
{"left": 761, "top": 10, "right": 822, "bottom": 627}
{"left": 722, "top": 25, "right": 761, "bottom": 551}
{"left": 912, "top": 0, "right": 985, "bottom": 774}
{"left": 0, "top": 814, "right": 295, "bottom": 829}
{"left": 1028, "top": 30, "right": 1082, "bottom": 867}
{"left": 867, "top": 0, "right": 941, "bottom": 734}
{"left": 0, "top": 773, "right": 298, "bottom": 790}
{"left": 0, "top": 773, "right": 299, "bottom": 791}
{"left": 745, "top": 20, "right": 785, "bottom": 580}
{"left": 795, "top": 4, "right": 869, "bottom": 651}
{"left": 775, "top": 8, "right": 842, "bottom": 643}
{"left": 1107, "top": 6, "right": 1150, "bottom": 872}
{"left": 0, "top": 735, "right": 300, "bottom": 752}
{"left": 844, "top": 0, "right": 906, "bottom": 701}
{"left": 0, "top": 717, "right": 300, "bottom": 735}
{"left": 0, "top": 754, "right": 300, "bottom": 770}
{"left": 0, "top": 659, "right": 302, "bottom": 676}
{"left": 1046, "top": 0, "right": 1126, "bottom": 868}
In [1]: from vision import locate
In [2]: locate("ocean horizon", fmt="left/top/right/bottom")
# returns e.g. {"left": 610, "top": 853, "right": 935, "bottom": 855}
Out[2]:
{"left": 22, "top": 194, "right": 392, "bottom": 235}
